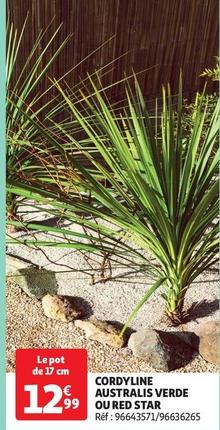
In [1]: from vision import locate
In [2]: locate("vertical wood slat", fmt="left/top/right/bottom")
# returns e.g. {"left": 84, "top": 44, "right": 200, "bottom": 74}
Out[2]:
{"left": 7, "top": 0, "right": 218, "bottom": 103}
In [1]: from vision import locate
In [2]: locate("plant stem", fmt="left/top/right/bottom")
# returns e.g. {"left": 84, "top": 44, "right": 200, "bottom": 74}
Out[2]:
{"left": 165, "top": 278, "right": 186, "bottom": 323}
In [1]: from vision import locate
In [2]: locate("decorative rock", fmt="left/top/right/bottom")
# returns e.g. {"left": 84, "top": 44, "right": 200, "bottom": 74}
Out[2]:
{"left": 8, "top": 266, "right": 58, "bottom": 299}
{"left": 75, "top": 318, "right": 125, "bottom": 348}
{"left": 42, "top": 294, "right": 81, "bottom": 322}
{"left": 128, "top": 328, "right": 194, "bottom": 371}
{"left": 196, "top": 321, "right": 219, "bottom": 364}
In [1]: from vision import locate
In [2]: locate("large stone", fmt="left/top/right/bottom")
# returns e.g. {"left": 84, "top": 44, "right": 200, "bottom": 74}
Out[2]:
{"left": 8, "top": 265, "right": 57, "bottom": 299}
{"left": 196, "top": 321, "right": 219, "bottom": 364}
{"left": 128, "top": 328, "right": 194, "bottom": 371}
{"left": 42, "top": 294, "right": 81, "bottom": 322}
{"left": 75, "top": 318, "right": 125, "bottom": 348}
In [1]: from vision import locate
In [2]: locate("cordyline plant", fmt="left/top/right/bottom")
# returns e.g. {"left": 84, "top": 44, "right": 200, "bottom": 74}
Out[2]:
{"left": 6, "top": 14, "right": 131, "bottom": 223}
{"left": 7, "top": 76, "right": 219, "bottom": 335}
{"left": 6, "top": 14, "right": 72, "bottom": 221}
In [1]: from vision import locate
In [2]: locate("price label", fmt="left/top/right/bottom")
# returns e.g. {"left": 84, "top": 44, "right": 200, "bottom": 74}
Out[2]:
{"left": 16, "top": 349, "right": 87, "bottom": 420}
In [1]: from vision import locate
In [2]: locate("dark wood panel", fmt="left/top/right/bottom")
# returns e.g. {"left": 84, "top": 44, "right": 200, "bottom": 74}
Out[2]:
{"left": 7, "top": 0, "right": 218, "bottom": 103}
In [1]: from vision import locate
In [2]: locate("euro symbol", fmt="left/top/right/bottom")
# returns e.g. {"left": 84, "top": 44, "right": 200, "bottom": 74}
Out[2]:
{"left": 63, "top": 385, "right": 71, "bottom": 396}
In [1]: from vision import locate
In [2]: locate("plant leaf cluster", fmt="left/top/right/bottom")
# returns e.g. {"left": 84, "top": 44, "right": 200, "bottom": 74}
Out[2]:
{"left": 7, "top": 73, "right": 219, "bottom": 330}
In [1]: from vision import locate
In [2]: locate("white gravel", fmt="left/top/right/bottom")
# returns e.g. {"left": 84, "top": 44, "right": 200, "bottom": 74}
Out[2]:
{"left": 6, "top": 203, "right": 219, "bottom": 372}
{"left": 7, "top": 241, "right": 218, "bottom": 332}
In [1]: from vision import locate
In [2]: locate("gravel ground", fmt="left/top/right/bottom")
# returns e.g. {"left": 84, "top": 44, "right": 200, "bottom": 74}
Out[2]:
{"left": 6, "top": 204, "right": 219, "bottom": 373}
{"left": 7, "top": 241, "right": 219, "bottom": 332}
{"left": 7, "top": 281, "right": 218, "bottom": 373}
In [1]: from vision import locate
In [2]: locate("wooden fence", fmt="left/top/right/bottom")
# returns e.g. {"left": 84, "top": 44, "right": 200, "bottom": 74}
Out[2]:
{"left": 7, "top": 0, "right": 218, "bottom": 101}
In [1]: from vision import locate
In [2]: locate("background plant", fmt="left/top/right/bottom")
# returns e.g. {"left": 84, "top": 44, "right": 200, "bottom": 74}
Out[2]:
{"left": 182, "top": 55, "right": 219, "bottom": 155}
{"left": 200, "top": 56, "right": 220, "bottom": 81}
{"left": 7, "top": 76, "right": 219, "bottom": 334}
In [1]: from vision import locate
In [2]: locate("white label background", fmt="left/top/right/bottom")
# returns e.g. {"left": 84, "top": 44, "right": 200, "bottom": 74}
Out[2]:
{"left": 6, "top": 373, "right": 219, "bottom": 430}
